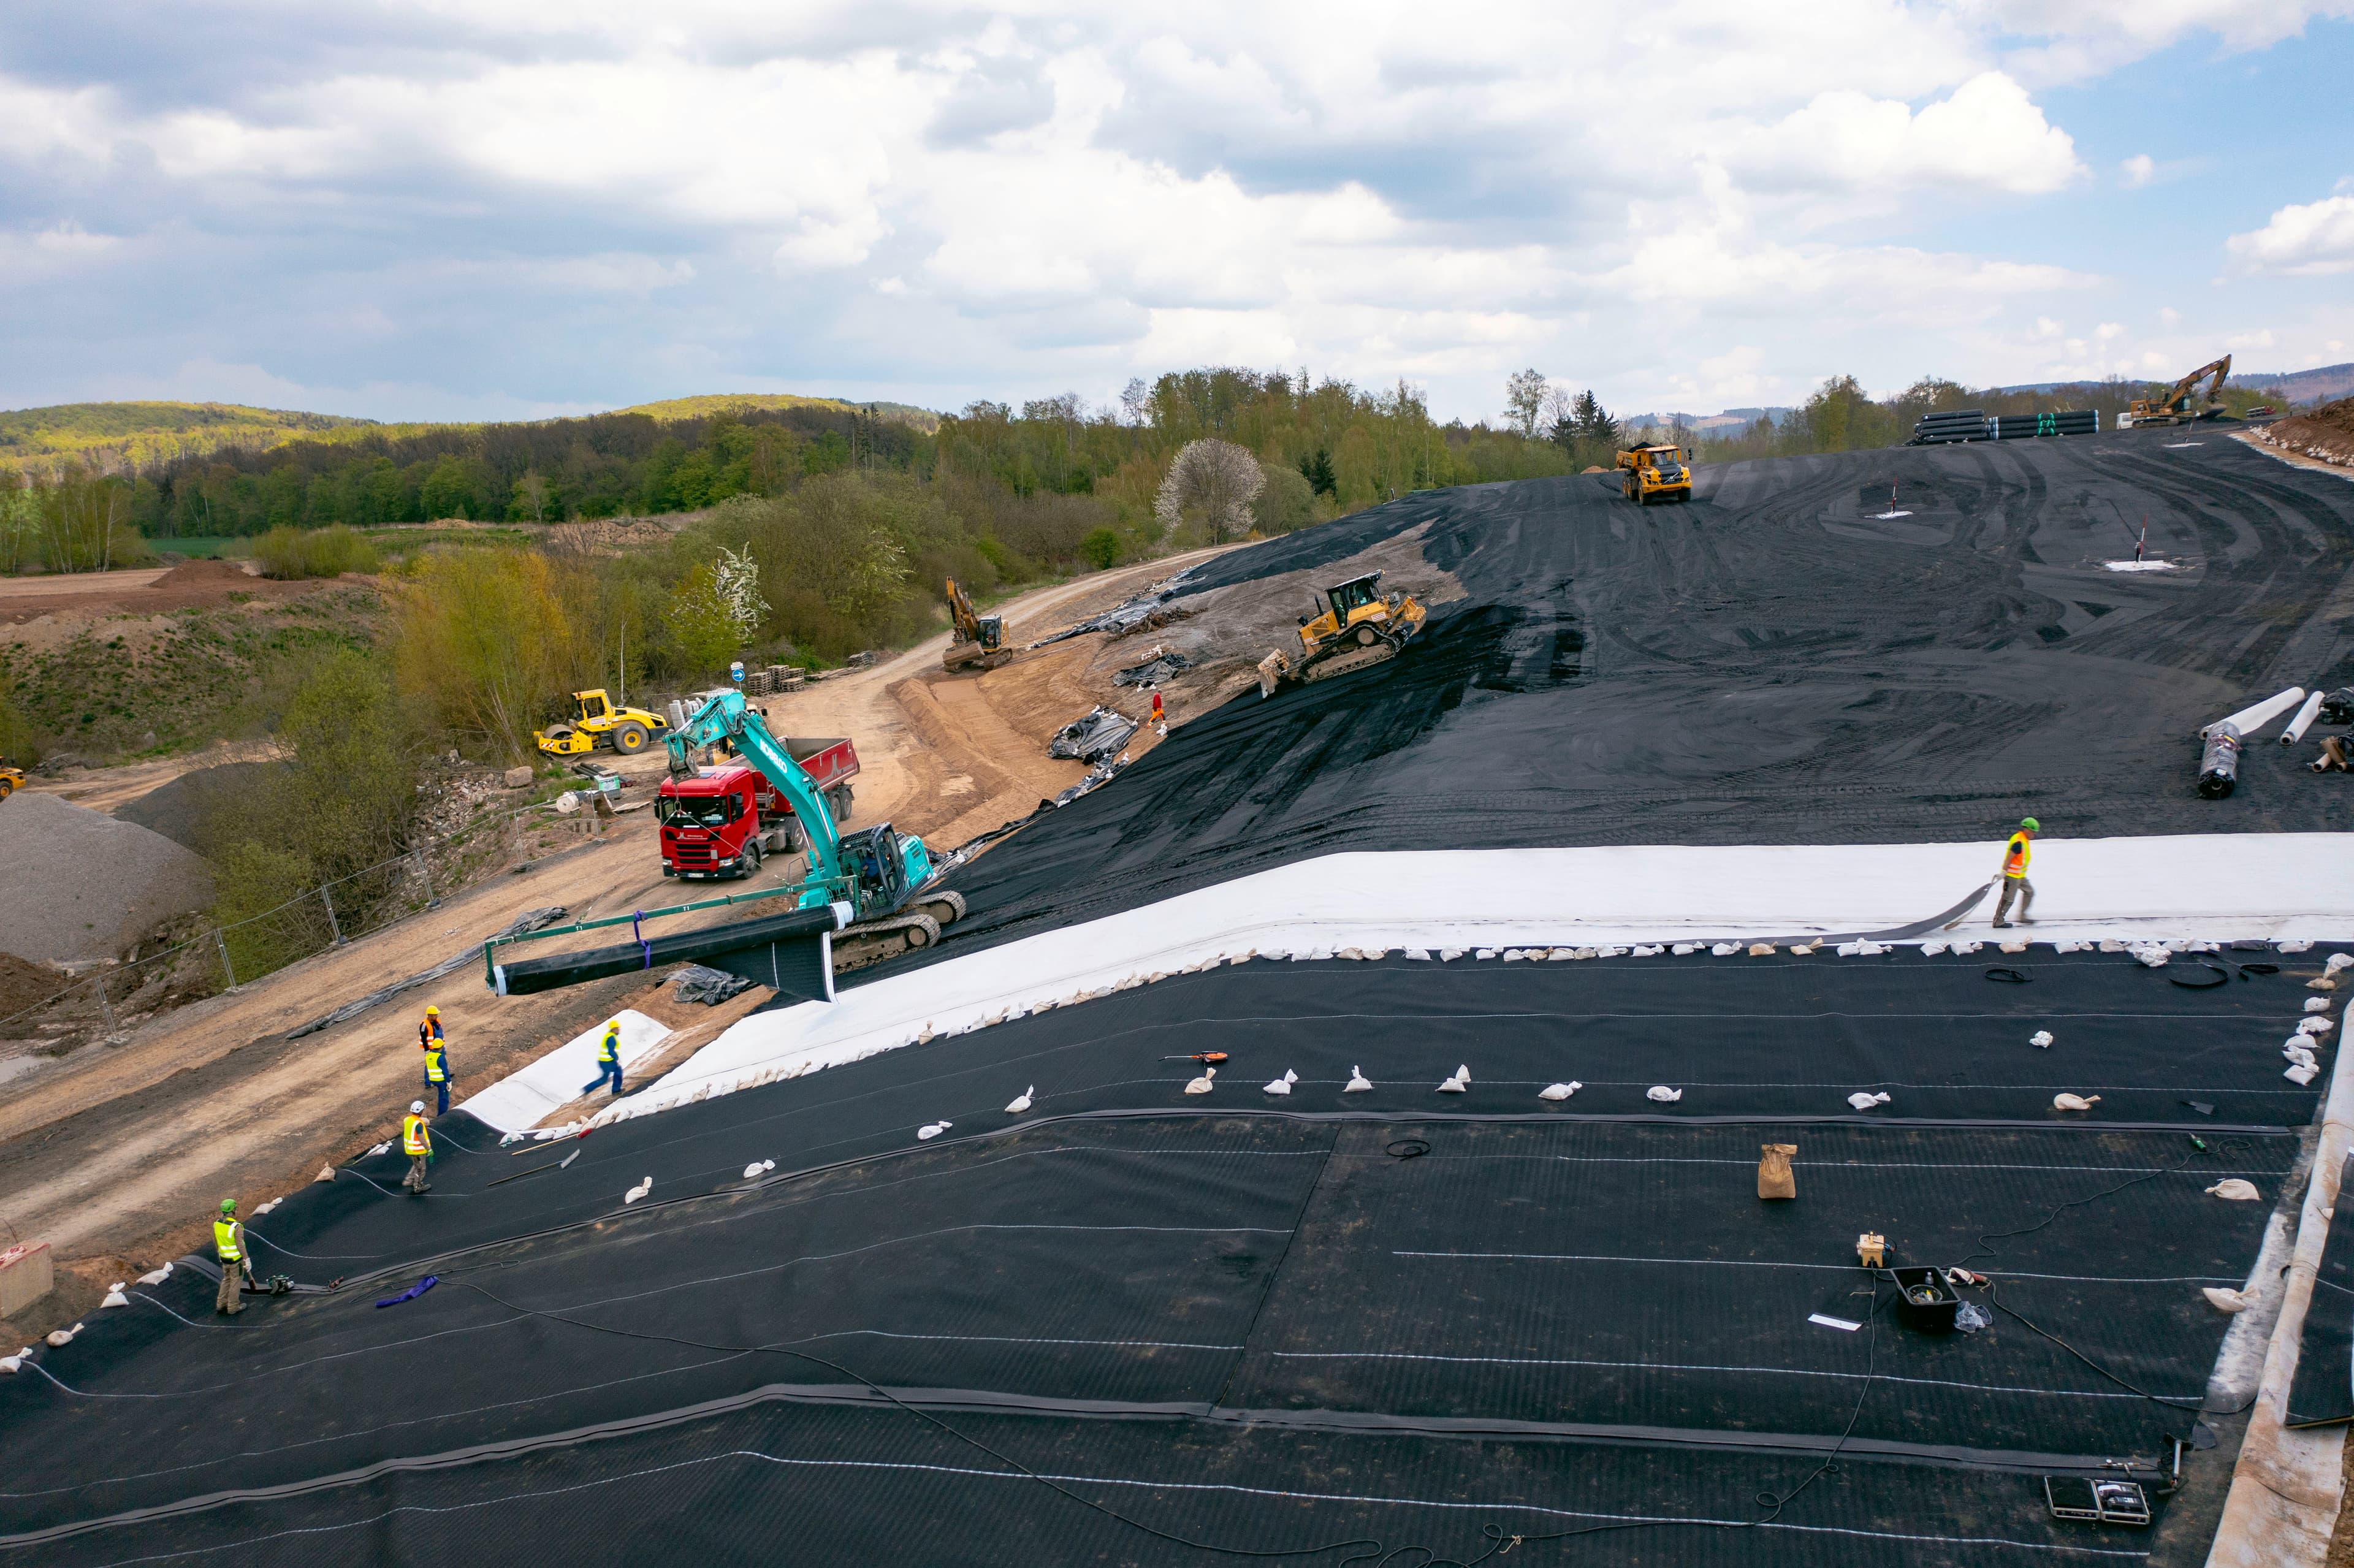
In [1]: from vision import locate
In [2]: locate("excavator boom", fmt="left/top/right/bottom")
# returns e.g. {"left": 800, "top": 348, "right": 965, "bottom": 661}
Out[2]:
{"left": 2125, "top": 355, "right": 2231, "bottom": 426}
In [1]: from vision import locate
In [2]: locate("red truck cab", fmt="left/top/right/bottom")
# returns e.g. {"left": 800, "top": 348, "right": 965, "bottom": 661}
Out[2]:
{"left": 655, "top": 734, "right": 859, "bottom": 881}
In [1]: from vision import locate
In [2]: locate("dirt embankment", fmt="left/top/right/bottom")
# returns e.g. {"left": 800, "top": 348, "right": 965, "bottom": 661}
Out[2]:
{"left": 0, "top": 558, "right": 327, "bottom": 625}
{"left": 2250, "top": 397, "right": 2354, "bottom": 470}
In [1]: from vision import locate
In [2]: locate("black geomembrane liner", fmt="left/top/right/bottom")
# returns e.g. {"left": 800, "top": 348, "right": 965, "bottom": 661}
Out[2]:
{"left": 17, "top": 1393, "right": 2168, "bottom": 1567}
{"left": 2288, "top": 1150, "right": 2354, "bottom": 1426}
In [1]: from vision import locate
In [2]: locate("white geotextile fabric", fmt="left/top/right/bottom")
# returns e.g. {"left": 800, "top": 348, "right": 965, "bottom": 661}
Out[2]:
{"left": 583, "top": 833, "right": 2354, "bottom": 1129}
{"left": 457, "top": 1008, "right": 669, "bottom": 1133}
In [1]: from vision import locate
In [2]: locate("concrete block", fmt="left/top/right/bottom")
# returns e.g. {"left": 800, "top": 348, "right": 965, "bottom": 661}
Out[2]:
{"left": 0, "top": 1241, "right": 53, "bottom": 1319}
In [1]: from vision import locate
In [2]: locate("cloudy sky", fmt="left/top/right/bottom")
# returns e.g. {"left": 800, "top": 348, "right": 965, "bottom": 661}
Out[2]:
{"left": 2, "top": 1, "right": 2351, "bottom": 425}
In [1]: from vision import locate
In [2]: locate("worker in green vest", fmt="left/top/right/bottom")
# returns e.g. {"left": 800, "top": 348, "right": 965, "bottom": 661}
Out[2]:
{"left": 402, "top": 1100, "right": 434, "bottom": 1195}
{"left": 422, "top": 1035, "right": 454, "bottom": 1116}
{"left": 213, "top": 1199, "right": 253, "bottom": 1316}
{"left": 1992, "top": 818, "right": 2038, "bottom": 927}
{"left": 581, "top": 1019, "right": 625, "bottom": 1098}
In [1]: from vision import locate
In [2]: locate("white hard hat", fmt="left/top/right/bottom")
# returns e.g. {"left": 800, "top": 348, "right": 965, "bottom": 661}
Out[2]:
{"left": 410, "top": 1100, "right": 425, "bottom": 1114}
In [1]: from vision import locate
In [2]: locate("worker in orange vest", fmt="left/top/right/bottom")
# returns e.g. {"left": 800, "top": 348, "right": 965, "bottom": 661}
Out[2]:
{"left": 1991, "top": 818, "right": 2038, "bottom": 927}
{"left": 402, "top": 1101, "right": 434, "bottom": 1195}
{"left": 418, "top": 1005, "right": 443, "bottom": 1051}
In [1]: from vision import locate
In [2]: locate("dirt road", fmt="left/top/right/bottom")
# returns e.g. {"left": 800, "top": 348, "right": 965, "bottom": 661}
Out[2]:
{"left": 0, "top": 548, "right": 1236, "bottom": 1333}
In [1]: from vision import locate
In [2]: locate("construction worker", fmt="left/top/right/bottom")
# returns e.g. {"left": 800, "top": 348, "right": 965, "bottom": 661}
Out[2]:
{"left": 582, "top": 1019, "right": 625, "bottom": 1098}
{"left": 418, "top": 1005, "right": 443, "bottom": 1052}
{"left": 422, "top": 1033, "right": 455, "bottom": 1116}
{"left": 1992, "top": 818, "right": 2038, "bottom": 928}
{"left": 402, "top": 1100, "right": 433, "bottom": 1195}
{"left": 213, "top": 1199, "right": 253, "bottom": 1316}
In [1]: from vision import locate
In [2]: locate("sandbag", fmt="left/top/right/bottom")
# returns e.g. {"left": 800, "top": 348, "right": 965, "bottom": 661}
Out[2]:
{"left": 1758, "top": 1143, "right": 1796, "bottom": 1201}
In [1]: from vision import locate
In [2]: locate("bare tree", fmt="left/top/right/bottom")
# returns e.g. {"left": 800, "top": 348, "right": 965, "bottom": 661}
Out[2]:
{"left": 1155, "top": 438, "right": 1265, "bottom": 544}
{"left": 1504, "top": 367, "right": 1550, "bottom": 439}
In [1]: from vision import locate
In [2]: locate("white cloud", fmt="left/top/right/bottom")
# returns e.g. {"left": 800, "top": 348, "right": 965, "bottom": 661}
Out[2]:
{"left": 2227, "top": 193, "right": 2354, "bottom": 275}
{"left": 2121, "top": 154, "right": 2155, "bottom": 187}
{"left": 1730, "top": 73, "right": 2083, "bottom": 196}
{"left": 1981, "top": 0, "right": 2354, "bottom": 83}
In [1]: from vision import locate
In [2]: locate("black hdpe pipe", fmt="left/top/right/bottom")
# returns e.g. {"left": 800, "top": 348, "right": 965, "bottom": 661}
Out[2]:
{"left": 2198, "top": 723, "right": 2242, "bottom": 799}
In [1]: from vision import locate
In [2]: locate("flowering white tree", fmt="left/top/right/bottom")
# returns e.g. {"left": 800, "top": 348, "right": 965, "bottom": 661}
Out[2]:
{"left": 712, "top": 542, "right": 769, "bottom": 641}
{"left": 1155, "top": 439, "right": 1265, "bottom": 544}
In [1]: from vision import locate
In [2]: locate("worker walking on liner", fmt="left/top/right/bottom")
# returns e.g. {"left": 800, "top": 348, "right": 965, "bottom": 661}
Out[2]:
{"left": 422, "top": 1031, "right": 455, "bottom": 1116}
{"left": 402, "top": 1100, "right": 433, "bottom": 1194}
{"left": 213, "top": 1199, "right": 254, "bottom": 1315}
{"left": 582, "top": 1019, "right": 625, "bottom": 1098}
{"left": 1991, "top": 818, "right": 2038, "bottom": 928}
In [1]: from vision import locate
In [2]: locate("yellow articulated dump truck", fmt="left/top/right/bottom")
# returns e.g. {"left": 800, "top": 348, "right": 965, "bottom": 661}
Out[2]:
{"left": 1258, "top": 571, "right": 1428, "bottom": 697}
{"left": 1617, "top": 444, "right": 1693, "bottom": 505}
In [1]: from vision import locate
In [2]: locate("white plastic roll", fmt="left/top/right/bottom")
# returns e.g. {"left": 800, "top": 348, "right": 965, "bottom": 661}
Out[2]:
{"left": 2282, "top": 689, "right": 2326, "bottom": 744}
{"left": 2207, "top": 686, "right": 2306, "bottom": 739}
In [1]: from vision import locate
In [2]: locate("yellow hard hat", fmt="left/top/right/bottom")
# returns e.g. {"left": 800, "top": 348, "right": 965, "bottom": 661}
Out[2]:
{"left": 426, "top": 1005, "right": 440, "bottom": 1016}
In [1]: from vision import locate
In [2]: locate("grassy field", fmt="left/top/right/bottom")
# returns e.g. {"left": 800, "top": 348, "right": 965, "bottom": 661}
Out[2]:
{"left": 146, "top": 536, "right": 253, "bottom": 559}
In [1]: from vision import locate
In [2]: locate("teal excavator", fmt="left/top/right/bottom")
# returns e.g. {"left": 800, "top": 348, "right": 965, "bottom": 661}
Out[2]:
{"left": 665, "top": 688, "right": 964, "bottom": 964}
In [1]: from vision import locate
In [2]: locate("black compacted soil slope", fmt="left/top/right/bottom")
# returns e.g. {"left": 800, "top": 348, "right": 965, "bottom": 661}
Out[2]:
{"left": 917, "top": 433, "right": 2354, "bottom": 962}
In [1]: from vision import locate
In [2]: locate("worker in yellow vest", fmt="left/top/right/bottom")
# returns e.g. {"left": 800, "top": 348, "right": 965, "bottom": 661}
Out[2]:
{"left": 422, "top": 1035, "right": 455, "bottom": 1116}
{"left": 402, "top": 1100, "right": 434, "bottom": 1195}
{"left": 1992, "top": 818, "right": 2038, "bottom": 928}
{"left": 582, "top": 1019, "right": 625, "bottom": 1098}
{"left": 213, "top": 1198, "right": 253, "bottom": 1316}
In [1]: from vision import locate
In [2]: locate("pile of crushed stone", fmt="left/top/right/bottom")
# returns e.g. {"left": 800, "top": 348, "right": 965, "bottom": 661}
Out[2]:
{"left": 0, "top": 793, "right": 215, "bottom": 965}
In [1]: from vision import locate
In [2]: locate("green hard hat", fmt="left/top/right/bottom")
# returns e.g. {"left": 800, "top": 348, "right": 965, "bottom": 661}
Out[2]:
{"left": 219, "top": 1198, "right": 237, "bottom": 1213}
{"left": 2020, "top": 818, "right": 2040, "bottom": 831}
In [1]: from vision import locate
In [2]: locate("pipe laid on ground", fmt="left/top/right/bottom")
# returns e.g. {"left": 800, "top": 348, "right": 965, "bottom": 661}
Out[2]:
{"left": 2209, "top": 687, "right": 2307, "bottom": 740}
{"left": 2282, "top": 690, "right": 2326, "bottom": 745}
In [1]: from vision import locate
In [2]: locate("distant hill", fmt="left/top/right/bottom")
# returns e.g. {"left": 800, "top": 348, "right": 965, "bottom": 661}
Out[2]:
{"left": 613, "top": 393, "right": 941, "bottom": 433}
{"left": 1990, "top": 362, "right": 2354, "bottom": 406}
{"left": 0, "top": 401, "right": 376, "bottom": 471}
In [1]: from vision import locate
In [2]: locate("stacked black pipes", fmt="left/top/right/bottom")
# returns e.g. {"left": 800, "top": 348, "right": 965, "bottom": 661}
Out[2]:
{"left": 1909, "top": 409, "right": 1990, "bottom": 444}
{"left": 1990, "top": 409, "right": 2100, "bottom": 440}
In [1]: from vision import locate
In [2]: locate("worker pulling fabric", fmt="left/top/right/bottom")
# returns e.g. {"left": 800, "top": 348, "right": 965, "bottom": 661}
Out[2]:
{"left": 213, "top": 1200, "right": 253, "bottom": 1316}
{"left": 402, "top": 1101, "right": 433, "bottom": 1195}
{"left": 1992, "top": 817, "right": 2037, "bottom": 928}
{"left": 582, "top": 1019, "right": 625, "bottom": 1098}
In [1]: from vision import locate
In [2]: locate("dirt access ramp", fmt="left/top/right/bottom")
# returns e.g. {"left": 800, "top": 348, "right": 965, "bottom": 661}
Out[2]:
{"left": 2242, "top": 398, "right": 2354, "bottom": 476}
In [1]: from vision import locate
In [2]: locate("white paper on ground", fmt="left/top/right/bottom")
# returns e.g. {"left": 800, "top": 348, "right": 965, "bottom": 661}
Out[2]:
{"left": 1809, "top": 1314, "right": 1861, "bottom": 1331}
{"left": 606, "top": 835, "right": 2354, "bottom": 1131}
{"left": 457, "top": 1009, "right": 671, "bottom": 1133}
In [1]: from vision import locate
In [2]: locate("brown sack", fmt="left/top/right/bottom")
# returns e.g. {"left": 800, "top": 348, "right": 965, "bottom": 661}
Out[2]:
{"left": 1758, "top": 1143, "right": 1796, "bottom": 1200}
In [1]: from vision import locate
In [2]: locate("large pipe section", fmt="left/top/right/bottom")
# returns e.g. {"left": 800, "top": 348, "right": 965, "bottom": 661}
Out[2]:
{"left": 2198, "top": 723, "right": 2243, "bottom": 799}
{"left": 2282, "top": 689, "right": 2327, "bottom": 745}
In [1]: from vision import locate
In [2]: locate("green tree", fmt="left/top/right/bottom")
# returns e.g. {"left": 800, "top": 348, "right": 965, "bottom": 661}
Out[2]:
{"left": 665, "top": 563, "right": 742, "bottom": 677}
{"left": 1080, "top": 527, "right": 1122, "bottom": 569}
{"left": 394, "top": 549, "right": 588, "bottom": 758}
{"left": 1504, "top": 368, "right": 1549, "bottom": 440}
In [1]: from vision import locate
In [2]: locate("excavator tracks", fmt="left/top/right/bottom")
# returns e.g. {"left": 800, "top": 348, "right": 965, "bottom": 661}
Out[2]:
{"left": 833, "top": 911, "right": 943, "bottom": 972}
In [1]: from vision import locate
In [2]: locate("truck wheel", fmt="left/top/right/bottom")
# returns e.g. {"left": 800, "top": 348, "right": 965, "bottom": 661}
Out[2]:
{"left": 741, "top": 839, "right": 762, "bottom": 879}
{"left": 612, "top": 723, "right": 650, "bottom": 755}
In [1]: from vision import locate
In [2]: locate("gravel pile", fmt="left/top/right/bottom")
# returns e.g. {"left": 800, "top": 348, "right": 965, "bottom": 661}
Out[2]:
{"left": 0, "top": 793, "right": 216, "bottom": 965}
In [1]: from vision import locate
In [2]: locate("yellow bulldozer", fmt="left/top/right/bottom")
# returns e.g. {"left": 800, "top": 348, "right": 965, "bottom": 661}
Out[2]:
{"left": 1617, "top": 444, "right": 1693, "bottom": 504}
{"left": 943, "top": 578, "right": 1008, "bottom": 673}
{"left": 534, "top": 689, "right": 672, "bottom": 759}
{"left": 2122, "top": 355, "right": 2230, "bottom": 428}
{"left": 0, "top": 760, "right": 22, "bottom": 800}
{"left": 1258, "top": 571, "right": 1428, "bottom": 697}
